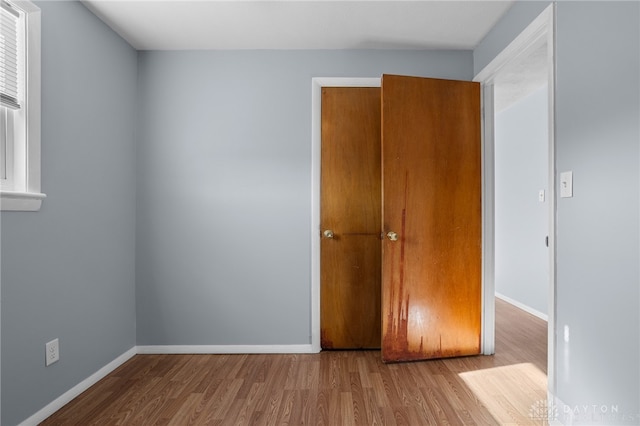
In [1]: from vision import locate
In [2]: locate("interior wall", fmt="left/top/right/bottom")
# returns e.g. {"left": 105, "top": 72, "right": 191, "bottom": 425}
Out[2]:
{"left": 0, "top": 2, "right": 138, "bottom": 425}
{"left": 3, "top": 1, "right": 637, "bottom": 424}
{"left": 495, "top": 84, "right": 549, "bottom": 316}
{"left": 476, "top": 1, "right": 640, "bottom": 422}
{"left": 554, "top": 2, "right": 639, "bottom": 422}
{"left": 135, "top": 50, "right": 473, "bottom": 346}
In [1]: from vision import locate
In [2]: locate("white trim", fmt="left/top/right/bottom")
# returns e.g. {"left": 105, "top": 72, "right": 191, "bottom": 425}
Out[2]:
{"left": 481, "top": 83, "right": 496, "bottom": 355}
{"left": 310, "top": 77, "right": 381, "bottom": 353}
{"left": 550, "top": 393, "right": 569, "bottom": 425}
{"left": 496, "top": 292, "right": 548, "bottom": 322}
{"left": 18, "top": 347, "right": 137, "bottom": 426}
{"left": 546, "top": 4, "right": 557, "bottom": 398}
{"left": 136, "top": 345, "right": 315, "bottom": 355}
{"left": 474, "top": 2, "right": 556, "bottom": 401}
{"left": 0, "top": 190, "right": 45, "bottom": 210}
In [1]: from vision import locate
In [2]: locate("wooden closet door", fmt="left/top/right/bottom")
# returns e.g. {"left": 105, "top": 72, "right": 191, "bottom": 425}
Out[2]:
{"left": 381, "top": 75, "right": 482, "bottom": 363}
{"left": 320, "top": 87, "right": 381, "bottom": 349}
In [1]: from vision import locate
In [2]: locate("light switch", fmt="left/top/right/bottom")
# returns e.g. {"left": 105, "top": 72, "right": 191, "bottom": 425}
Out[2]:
{"left": 560, "top": 171, "right": 573, "bottom": 198}
{"left": 538, "top": 190, "right": 545, "bottom": 202}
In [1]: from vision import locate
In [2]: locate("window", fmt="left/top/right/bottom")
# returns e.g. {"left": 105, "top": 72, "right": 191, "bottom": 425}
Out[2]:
{"left": 0, "top": 0, "right": 42, "bottom": 211}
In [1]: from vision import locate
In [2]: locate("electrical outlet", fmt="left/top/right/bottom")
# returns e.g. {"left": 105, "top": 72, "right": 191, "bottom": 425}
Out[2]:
{"left": 46, "top": 338, "right": 59, "bottom": 366}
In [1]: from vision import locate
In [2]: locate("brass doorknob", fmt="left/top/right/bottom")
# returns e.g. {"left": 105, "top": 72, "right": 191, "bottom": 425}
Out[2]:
{"left": 386, "top": 231, "right": 398, "bottom": 241}
{"left": 323, "top": 229, "right": 334, "bottom": 239}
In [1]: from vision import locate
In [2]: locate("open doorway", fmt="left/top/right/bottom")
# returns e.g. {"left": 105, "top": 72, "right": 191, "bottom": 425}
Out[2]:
{"left": 493, "top": 40, "right": 549, "bottom": 321}
{"left": 474, "top": 2, "right": 556, "bottom": 403}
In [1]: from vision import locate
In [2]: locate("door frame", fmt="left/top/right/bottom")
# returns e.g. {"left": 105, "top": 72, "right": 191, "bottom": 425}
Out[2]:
{"left": 311, "top": 76, "right": 493, "bottom": 356}
{"left": 473, "top": 4, "right": 556, "bottom": 396}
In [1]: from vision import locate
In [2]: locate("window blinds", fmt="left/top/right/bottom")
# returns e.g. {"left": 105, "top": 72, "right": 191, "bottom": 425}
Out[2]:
{"left": 0, "top": 1, "right": 20, "bottom": 110}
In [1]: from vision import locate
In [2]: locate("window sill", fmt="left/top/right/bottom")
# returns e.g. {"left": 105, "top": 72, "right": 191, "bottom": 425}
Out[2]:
{"left": 1, "top": 191, "right": 46, "bottom": 211}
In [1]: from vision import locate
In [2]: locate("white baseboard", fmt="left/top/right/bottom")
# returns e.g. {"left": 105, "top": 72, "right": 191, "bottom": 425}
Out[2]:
{"left": 19, "top": 344, "right": 316, "bottom": 424}
{"left": 19, "top": 347, "right": 137, "bottom": 426}
{"left": 550, "top": 394, "right": 568, "bottom": 425}
{"left": 496, "top": 292, "right": 548, "bottom": 321}
{"left": 136, "top": 344, "right": 316, "bottom": 354}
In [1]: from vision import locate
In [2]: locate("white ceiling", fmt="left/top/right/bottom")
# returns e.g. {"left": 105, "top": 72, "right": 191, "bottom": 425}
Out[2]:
{"left": 81, "top": 0, "right": 547, "bottom": 109}
{"left": 82, "top": 1, "right": 515, "bottom": 51}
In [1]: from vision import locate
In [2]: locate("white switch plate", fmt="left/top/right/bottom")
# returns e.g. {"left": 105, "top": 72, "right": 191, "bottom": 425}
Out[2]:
{"left": 560, "top": 171, "right": 573, "bottom": 198}
{"left": 538, "top": 190, "right": 545, "bottom": 202}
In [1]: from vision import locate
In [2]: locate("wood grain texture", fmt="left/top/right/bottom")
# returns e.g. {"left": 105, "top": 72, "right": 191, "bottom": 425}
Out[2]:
{"left": 320, "top": 87, "right": 381, "bottom": 349}
{"left": 381, "top": 75, "right": 482, "bottom": 362}
{"left": 40, "top": 299, "right": 547, "bottom": 425}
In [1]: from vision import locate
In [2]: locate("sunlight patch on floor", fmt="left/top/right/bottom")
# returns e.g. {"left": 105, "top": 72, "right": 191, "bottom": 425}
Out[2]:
{"left": 459, "top": 363, "right": 548, "bottom": 425}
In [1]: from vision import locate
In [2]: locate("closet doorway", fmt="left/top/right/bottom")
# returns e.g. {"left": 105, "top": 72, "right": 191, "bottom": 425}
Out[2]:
{"left": 318, "top": 75, "right": 482, "bottom": 363}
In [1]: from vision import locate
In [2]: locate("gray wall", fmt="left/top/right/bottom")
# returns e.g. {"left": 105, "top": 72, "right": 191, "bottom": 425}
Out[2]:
{"left": 135, "top": 50, "right": 473, "bottom": 345}
{"left": 0, "top": 2, "right": 137, "bottom": 425}
{"left": 495, "top": 84, "right": 548, "bottom": 315}
{"left": 554, "top": 2, "right": 639, "bottom": 422}
{"left": 477, "top": 1, "right": 640, "bottom": 422}
{"left": 7, "top": 1, "right": 639, "bottom": 423}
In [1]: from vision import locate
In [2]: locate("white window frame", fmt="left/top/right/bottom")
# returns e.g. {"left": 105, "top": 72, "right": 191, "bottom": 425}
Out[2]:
{"left": 0, "top": 0, "right": 43, "bottom": 211}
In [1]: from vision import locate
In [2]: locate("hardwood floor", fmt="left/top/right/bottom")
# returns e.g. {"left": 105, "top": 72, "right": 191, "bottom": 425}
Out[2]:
{"left": 41, "top": 299, "right": 547, "bottom": 425}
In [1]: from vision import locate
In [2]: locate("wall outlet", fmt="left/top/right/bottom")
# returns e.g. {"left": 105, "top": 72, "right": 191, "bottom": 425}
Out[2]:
{"left": 46, "top": 338, "right": 59, "bottom": 366}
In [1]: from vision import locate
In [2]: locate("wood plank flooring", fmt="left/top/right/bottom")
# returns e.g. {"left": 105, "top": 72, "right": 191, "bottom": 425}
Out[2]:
{"left": 41, "top": 299, "right": 547, "bottom": 425}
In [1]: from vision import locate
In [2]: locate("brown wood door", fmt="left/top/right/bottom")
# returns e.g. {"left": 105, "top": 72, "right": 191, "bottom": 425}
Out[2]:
{"left": 381, "top": 75, "right": 482, "bottom": 363}
{"left": 320, "top": 87, "right": 381, "bottom": 349}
